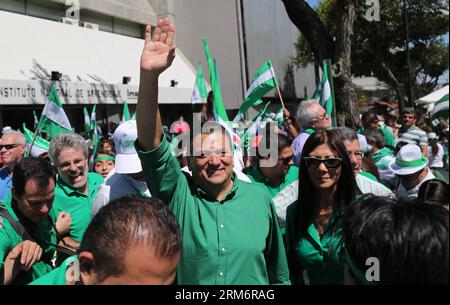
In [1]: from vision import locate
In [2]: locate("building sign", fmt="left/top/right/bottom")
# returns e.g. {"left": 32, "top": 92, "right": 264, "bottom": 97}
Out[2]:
{"left": 0, "top": 79, "right": 139, "bottom": 105}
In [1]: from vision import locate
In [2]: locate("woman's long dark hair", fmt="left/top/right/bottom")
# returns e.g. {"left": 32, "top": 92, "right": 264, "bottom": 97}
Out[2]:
{"left": 294, "top": 129, "right": 356, "bottom": 242}
{"left": 430, "top": 138, "right": 439, "bottom": 156}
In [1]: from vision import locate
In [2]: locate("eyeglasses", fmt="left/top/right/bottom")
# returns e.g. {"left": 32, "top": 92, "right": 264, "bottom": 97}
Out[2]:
{"left": 309, "top": 113, "right": 329, "bottom": 121}
{"left": 0, "top": 144, "right": 21, "bottom": 150}
{"left": 279, "top": 155, "right": 294, "bottom": 165}
{"left": 347, "top": 151, "right": 364, "bottom": 159}
{"left": 304, "top": 157, "right": 342, "bottom": 169}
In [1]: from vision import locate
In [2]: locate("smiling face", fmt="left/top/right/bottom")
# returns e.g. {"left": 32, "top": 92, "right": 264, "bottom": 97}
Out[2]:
{"left": 190, "top": 132, "right": 234, "bottom": 190}
{"left": 0, "top": 133, "right": 25, "bottom": 168}
{"left": 306, "top": 143, "right": 342, "bottom": 189}
{"left": 14, "top": 178, "right": 55, "bottom": 223}
{"left": 94, "top": 154, "right": 115, "bottom": 179}
{"left": 56, "top": 147, "right": 88, "bottom": 190}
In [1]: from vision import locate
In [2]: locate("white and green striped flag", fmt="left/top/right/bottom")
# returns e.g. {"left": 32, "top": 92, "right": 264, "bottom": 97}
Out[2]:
{"left": 240, "top": 61, "right": 276, "bottom": 115}
{"left": 273, "top": 107, "right": 284, "bottom": 124}
{"left": 431, "top": 93, "right": 449, "bottom": 120}
{"left": 83, "top": 106, "right": 91, "bottom": 134}
{"left": 245, "top": 102, "right": 271, "bottom": 141}
{"left": 192, "top": 64, "right": 208, "bottom": 104}
{"left": 37, "top": 85, "right": 72, "bottom": 138}
{"left": 23, "top": 123, "right": 50, "bottom": 157}
{"left": 319, "top": 59, "right": 336, "bottom": 127}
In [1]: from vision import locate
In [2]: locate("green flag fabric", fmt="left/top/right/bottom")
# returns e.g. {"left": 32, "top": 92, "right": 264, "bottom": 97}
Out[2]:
{"left": 122, "top": 100, "right": 132, "bottom": 122}
{"left": 202, "top": 37, "right": 229, "bottom": 123}
{"left": 22, "top": 123, "right": 50, "bottom": 157}
{"left": 191, "top": 64, "right": 208, "bottom": 104}
{"left": 241, "top": 61, "right": 276, "bottom": 114}
{"left": 83, "top": 107, "right": 91, "bottom": 134}
{"left": 319, "top": 59, "right": 337, "bottom": 127}
{"left": 37, "top": 85, "right": 72, "bottom": 138}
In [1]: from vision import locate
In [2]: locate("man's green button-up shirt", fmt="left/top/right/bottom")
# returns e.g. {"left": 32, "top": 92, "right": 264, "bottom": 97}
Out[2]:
{"left": 136, "top": 137, "right": 290, "bottom": 285}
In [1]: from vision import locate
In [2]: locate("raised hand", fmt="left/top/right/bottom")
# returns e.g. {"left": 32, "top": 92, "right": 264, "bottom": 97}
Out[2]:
{"left": 140, "top": 17, "right": 175, "bottom": 74}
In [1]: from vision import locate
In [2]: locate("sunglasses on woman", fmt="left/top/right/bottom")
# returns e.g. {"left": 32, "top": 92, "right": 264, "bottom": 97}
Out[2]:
{"left": 303, "top": 157, "right": 343, "bottom": 169}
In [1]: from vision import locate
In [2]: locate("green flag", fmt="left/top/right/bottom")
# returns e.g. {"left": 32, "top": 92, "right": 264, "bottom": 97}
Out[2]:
{"left": 37, "top": 85, "right": 72, "bottom": 138}
{"left": 202, "top": 37, "right": 229, "bottom": 123}
{"left": 320, "top": 59, "right": 337, "bottom": 127}
{"left": 432, "top": 93, "right": 449, "bottom": 120}
{"left": 122, "top": 100, "right": 132, "bottom": 122}
{"left": 83, "top": 106, "right": 91, "bottom": 134}
{"left": 273, "top": 107, "right": 284, "bottom": 124}
{"left": 191, "top": 64, "right": 208, "bottom": 104}
{"left": 241, "top": 61, "right": 276, "bottom": 113}
{"left": 22, "top": 123, "right": 50, "bottom": 157}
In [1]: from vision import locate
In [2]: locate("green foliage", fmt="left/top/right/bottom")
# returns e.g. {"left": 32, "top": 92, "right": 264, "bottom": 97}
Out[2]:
{"left": 295, "top": 0, "right": 449, "bottom": 94}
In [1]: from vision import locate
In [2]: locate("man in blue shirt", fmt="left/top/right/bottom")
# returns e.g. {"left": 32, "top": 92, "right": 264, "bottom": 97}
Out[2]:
{"left": 0, "top": 130, "right": 26, "bottom": 201}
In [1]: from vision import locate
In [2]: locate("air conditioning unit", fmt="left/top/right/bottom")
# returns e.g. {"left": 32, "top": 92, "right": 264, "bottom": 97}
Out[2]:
{"left": 60, "top": 17, "right": 79, "bottom": 26}
{"left": 81, "top": 21, "right": 99, "bottom": 31}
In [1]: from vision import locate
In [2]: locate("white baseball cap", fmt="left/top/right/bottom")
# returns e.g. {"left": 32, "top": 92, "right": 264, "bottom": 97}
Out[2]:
{"left": 389, "top": 144, "right": 428, "bottom": 176}
{"left": 427, "top": 132, "right": 438, "bottom": 140}
{"left": 112, "top": 120, "right": 142, "bottom": 174}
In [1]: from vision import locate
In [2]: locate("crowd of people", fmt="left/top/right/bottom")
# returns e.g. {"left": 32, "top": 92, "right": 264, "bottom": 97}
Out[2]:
{"left": 0, "top": 17, "right": 448, "bottom": 285}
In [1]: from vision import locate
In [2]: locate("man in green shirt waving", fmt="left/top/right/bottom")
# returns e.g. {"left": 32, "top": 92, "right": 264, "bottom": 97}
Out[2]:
{"left": 135, "top": 17, "right": 290, "bottom": 285}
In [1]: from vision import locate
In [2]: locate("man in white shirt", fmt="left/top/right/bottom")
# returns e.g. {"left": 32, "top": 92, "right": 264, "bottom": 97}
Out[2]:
{"left": 92, "top": 120, "right": 151, "bottom": 217}
{"left": 390, "top": 144, "right": 435, "bottom": 198}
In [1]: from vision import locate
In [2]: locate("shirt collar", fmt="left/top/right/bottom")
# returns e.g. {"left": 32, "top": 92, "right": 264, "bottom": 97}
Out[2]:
{"left": 195, "top": 172, "right": 238, "bottom": 203}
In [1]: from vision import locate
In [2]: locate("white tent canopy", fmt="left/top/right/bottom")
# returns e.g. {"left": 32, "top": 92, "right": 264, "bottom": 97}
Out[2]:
{"left": 416, "top": 85, "right": 449, "bottom": 105}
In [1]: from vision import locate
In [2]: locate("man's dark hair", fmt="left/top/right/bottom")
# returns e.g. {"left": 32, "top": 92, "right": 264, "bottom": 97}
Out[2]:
{"left": 401, "top": 107, "right": 416, "bottom": 117}
{"left": 418, "top": 179, "right": 449, "bottom": 207}
{"left": 361, "top": 111, "right": 378, "bottom": 128}
{"left": 79, "top": 196, "right": 182, "bottom": 283}
{"left": 343, "top": 195, "right": 449, "bottom": 284}
{"left": 12, "top": 157, "right": 56, "bottom": 198}
{"left": 363, "top": 128, "right": 386, "bottom": 149}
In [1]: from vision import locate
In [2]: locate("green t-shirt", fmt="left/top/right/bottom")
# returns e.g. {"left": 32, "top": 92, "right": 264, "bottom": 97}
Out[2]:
{"left": 50, "top": 173, "right": 103, "bottom": 243}
{"left": 29, "top": 255, "right": 78, "bottom": 285}
{"left": 243, "top": 165, "right": 299, "bottom": 233}
{"left": 0, "top": 198, "right": 57, "bottom": 284}
{"left": 285, "top": 203, "right": 344, "bottom": 285}
{"left": 136, "top": 136, "right": 290, "bottom": 285}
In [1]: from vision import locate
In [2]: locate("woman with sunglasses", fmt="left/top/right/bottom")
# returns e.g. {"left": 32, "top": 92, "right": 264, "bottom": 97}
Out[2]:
{"left": 285, "top": 129, "right": 356, "bottom": 284}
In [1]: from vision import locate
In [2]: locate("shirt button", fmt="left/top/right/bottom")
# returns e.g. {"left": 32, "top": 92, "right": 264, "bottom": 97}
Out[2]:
{"left": 219, "top": 272, "right": 224, "bottom": 276}
{"left": 221, "top": 247, "right": 226, "bottom": 252}
{"left": 220, "top": 224, "right": 224, "bottom": 228}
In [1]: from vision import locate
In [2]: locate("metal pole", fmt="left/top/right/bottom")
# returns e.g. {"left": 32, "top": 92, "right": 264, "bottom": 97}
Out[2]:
{"left": 403, "top": 0, "right": 414, "bottom": 106}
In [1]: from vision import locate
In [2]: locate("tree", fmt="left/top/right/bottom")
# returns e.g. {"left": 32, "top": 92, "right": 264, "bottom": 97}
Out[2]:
{"left": 282, "top": 0, "right": 359, "bottom": 128}
{"left": 294, "top": 0, "right": 449, "bottom": 110}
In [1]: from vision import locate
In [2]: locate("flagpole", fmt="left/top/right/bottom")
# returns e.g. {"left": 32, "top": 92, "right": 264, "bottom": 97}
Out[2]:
{"left": 275, "top": 83, "right": 286, "bottom": 110}
{"left": 27, "top": 128, "right": 39, "bottom": 156}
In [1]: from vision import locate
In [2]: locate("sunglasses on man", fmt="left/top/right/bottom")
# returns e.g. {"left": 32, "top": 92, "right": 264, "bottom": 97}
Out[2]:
{"left": 303, "top": 157, "right": 342, "bottom": 169}
{"left": 0, "top": 144, "right": 21, "bottom": 150}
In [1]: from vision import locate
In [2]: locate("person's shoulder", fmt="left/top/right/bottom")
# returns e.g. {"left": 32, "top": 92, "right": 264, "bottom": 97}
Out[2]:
{"left": 88, "top": 172, "right": 104, "bottom": 184}
{"left": 287, "top": 165, "right": 300, "bottom": 178}
{"left": 357, "top": 173, "right": 394, "bottom": 195}
{"left": 0, "top": 167, "right": 9, "bottom": 179}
